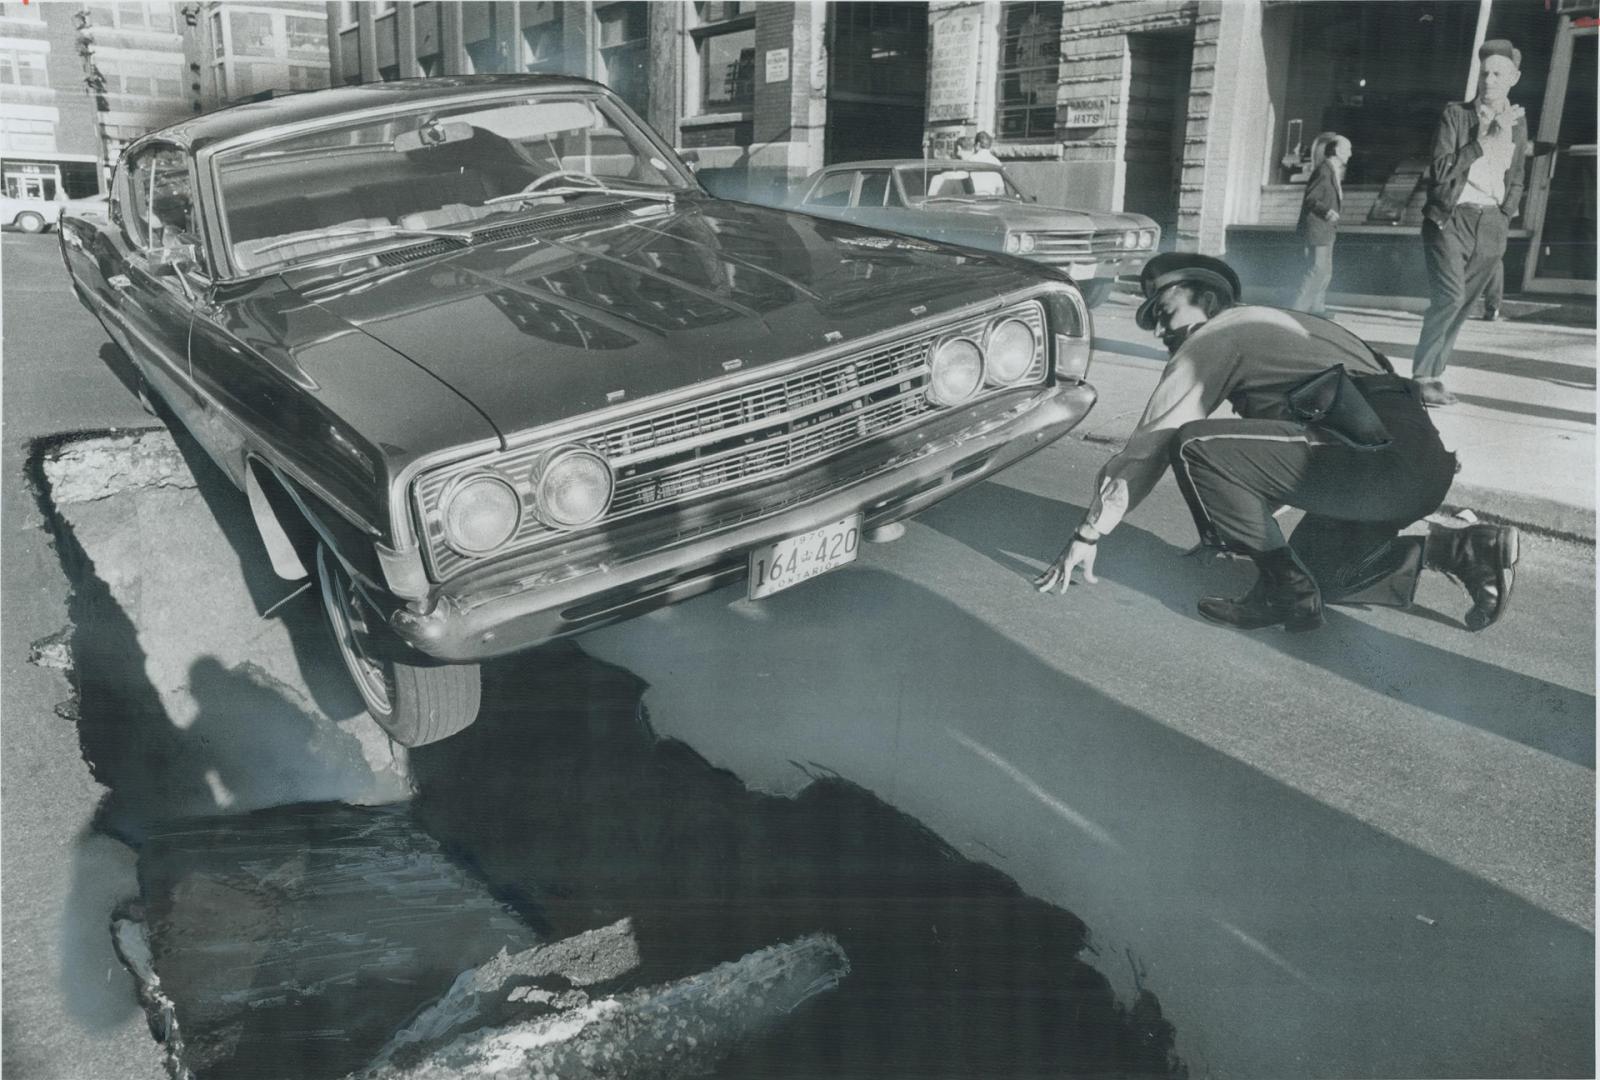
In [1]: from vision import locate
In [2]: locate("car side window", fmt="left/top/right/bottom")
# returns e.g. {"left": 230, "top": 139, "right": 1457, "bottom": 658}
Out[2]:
{"left": 855, "top": 171, "right": 893, "bottom": 208}
{"left": 806, "top": 172, "right": 854, "bottom": 208}
{"left": 122, "top": 145, "right": 195, "bottom": 255}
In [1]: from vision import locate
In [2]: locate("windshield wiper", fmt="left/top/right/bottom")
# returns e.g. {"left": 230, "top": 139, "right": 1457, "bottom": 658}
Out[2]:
{"left": 483, "top": 181, "right": 677, "bottom": 208}
{"left": 247, "top": 224, "right": 468, "bottom": 257}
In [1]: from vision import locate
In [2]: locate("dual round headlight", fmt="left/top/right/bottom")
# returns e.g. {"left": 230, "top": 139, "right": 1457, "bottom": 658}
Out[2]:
{"left": 439, "top": 445, "right": 614, "bottom": 556}
{"left": 1139, "top": 228, "right": 1155, "bottom": 248}
{"left": 927, "top": 317, "right": 1038, "bottom": 406}
{"left": 1122, "top": 230, "right": 1139, "bottom": 249}
{"left": 1004, "top": 232, "right": 1036, "bottom": 255}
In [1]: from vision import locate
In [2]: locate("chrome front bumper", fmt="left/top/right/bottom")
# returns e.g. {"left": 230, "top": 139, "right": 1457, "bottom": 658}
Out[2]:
{"left": 1032, "top": 251, "right": 1151, "bottom": 280}
{"left": 392, "top": 381, "right": 1096, "bottom": 661}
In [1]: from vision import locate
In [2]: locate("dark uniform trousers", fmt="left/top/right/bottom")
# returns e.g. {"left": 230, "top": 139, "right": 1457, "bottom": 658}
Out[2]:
{"left": 1169, "top": 376, "right": 1457, "bottom": 606}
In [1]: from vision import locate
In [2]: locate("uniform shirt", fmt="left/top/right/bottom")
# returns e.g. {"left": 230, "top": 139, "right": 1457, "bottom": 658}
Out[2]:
{"left": 1084, "top": 305, "right": 1389, "bottom": 535}
{"left": 968, "top": 148, "right": 1002, "bottom": 165}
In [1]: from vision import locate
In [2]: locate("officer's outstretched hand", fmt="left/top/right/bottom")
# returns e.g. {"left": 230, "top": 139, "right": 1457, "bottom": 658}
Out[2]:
{"left": 1034, "top": 537, "right": 1099, "bottom": 595}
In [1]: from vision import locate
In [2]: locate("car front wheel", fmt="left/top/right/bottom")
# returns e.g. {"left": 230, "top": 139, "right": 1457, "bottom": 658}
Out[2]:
{"left": 316, "top": 545, "right": 481, "bottom": 746}
{"left": 15, "top": 212, "right": 46, "bottom": 234}
{"left": 1079, "top": 279, "right": 1115, "bottom": 308}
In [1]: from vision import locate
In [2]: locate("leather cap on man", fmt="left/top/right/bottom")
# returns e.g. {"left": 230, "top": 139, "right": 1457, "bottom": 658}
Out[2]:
{"left": 1134, "top": 252, "right": 1244, "bottom": 331}
{"left": 1479, "top": 38, "right": 1521, "bottom": 68}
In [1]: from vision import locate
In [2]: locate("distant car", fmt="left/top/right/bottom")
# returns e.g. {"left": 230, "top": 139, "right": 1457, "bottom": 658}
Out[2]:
{"left": 59, "top": 76, "right": 1098, "bottom": 746}
{"left": 793, "top": 160, "right": 1160, "bottom": 307}
{"left": 3, "top": 190, "right": 105, "bottom": 233}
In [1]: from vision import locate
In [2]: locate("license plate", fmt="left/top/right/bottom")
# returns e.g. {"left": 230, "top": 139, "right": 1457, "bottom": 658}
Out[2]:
{"left": 748, "top": 515, "right": 862, "bottom": 600}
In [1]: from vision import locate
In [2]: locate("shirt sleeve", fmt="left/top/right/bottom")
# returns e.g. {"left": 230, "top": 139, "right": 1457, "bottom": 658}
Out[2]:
{"left": 1083, "top": 337, "right": 1240, "bottom": 536}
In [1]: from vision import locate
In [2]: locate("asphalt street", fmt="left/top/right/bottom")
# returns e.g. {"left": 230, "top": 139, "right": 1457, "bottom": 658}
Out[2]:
{"left": 2, "top": 229, "right": 1594, "bottom": 1078}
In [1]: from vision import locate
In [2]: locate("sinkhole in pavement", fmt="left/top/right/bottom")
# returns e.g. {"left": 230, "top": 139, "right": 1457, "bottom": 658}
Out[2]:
{"left": 30, "top": 428, "right": 1186, "bottom": 1079}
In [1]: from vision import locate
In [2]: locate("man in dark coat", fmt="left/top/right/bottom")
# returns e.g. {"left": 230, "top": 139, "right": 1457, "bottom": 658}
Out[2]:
{"left": 1292, "top": 133, "right": 1350, "bottom": 315}
{"left": 1035, "top": 253, "right": 1521, "bottom": 633}
{"left": 1412, "top": 39, "right": 1529, "bottom": 406}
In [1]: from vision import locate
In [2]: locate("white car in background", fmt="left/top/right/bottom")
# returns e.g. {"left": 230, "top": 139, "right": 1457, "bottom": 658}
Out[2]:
{"left": 2, "top": 191, "right": 106, "bottom": 233}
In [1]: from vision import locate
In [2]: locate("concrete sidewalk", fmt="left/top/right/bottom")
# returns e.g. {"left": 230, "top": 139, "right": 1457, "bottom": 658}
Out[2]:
{"left": 1082, "top": 292, "right": 1597, "bottom": 540}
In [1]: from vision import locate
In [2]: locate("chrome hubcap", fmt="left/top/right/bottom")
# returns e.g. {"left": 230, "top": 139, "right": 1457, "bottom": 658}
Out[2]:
{"left": 318, "top": 547, "right": 392, "bottom": 715}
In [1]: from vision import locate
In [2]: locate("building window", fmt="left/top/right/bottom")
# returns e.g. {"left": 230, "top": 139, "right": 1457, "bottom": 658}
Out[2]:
{"left": 694, "top": 2, "right": 756, "bottom": 114}
{"left": 210, "top": 10, "right": 224, "bottom": 57}
{"left": 85, "top": 2, "right": 175, "bottom": 32}
{"left": 287, "top": 15, "right": 325, "bottom": 57}
{"left": 997, "top": 1, "right": 1062, "bottom": 141}
{"left": 521, "top": 8, "right": 563, "bottom": 73}
{"left": 597, "top": 3, "right": 649, "bottom": 116}
{"left": 1, "top": 117, "right": 56, "bottom": 153}
{"left": 0, "top": 3, "right": 44, "bottom": 21}
{"left": 338, "top": 2, "right": 358, "bottom": 29}
{"left": 103, "top": 59, "right": 185, "bottom": 98}
{"left": 0, "top": 50, "right": 49, "bottom": 88}
{"left": 230, "top": 11, "right": 276, "bottom": 58}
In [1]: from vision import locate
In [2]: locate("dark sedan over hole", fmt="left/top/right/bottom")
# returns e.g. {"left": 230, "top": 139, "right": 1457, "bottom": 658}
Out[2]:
{"left": 60, "top": 75, "right": 1098, "bottom": 745}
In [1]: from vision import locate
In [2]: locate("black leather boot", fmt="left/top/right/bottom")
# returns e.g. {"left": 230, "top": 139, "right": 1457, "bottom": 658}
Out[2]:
{"left": 1198, "top": 546, "right": 1325, "bottom": 632}
{"left": 1425, "top": 514, "right": 1520, "bottom": 630}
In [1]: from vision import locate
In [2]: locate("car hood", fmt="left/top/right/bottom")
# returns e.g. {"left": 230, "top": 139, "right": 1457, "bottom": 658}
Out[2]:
{"left": 917, "top": 199, "right": 1155, "bottom": 232}
{"left": 301, "top": 197, "right": 1054, "bottom": 438}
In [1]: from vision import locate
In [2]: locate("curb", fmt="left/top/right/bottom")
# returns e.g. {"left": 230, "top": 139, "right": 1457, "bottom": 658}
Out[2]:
{"left": 1442, "top": 482, "right": 1595, "bottom": 545}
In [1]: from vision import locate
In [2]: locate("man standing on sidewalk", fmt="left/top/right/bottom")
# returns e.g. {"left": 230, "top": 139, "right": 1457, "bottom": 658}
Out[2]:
{"left": 1412, "top": 39, "right": 1529, "bottom": 406}
{"left": 1292, "top": 133, "right": 1351, "bottom": 316}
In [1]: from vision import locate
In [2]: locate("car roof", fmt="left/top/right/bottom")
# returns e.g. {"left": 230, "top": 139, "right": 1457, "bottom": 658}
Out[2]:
{"left": 820, "top": 159, "right": 1001, "bottom": 172}
{"left": 148, "top": 75, "right": 610, "bottom": 154}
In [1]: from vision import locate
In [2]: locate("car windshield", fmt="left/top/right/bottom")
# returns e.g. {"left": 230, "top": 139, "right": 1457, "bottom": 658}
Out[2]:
{"left": 214, "top": 93, "right": 692, "bottom": 274}
{"left": 896, "top": 166, "right": 1021, "bottom": 202}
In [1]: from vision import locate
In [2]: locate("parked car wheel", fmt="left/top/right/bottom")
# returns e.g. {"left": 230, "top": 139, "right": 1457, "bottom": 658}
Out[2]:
{"left": 316, "top": 545, "right": 481, "bottom": 746}
{"left": 1079, "top": 279, "right": 1115, "bottom": 308}
{"left": 15, "top": 212, "right": 47, "bottom": 234}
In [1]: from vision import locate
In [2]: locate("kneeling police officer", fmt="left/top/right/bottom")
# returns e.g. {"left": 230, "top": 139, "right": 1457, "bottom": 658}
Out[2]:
{"left": 1035, "top": 253, "right": 1519, "bottom": 632}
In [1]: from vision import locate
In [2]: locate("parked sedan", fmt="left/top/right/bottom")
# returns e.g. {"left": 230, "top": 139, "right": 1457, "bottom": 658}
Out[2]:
{"left": 793, "top": 160, "right": 1159, "bottom": 307}
{"left": 60, "top": 76, "right": 1097, "bottom": 745}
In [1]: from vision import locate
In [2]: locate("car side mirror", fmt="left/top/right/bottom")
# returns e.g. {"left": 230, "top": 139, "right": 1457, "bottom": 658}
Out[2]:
{"left": 679, "top": 149, "right": 701, "bottom": 175}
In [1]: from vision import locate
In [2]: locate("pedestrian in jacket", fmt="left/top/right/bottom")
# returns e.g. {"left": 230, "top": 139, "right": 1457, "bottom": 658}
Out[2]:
{"left": 1035, "top": 253, "right": 1520, "bottom": 633}
{"left": 1412, "top": 39, "right": 1529, "bottom": 406}
{"left": 1292, "top": 133, "right": 1351, "bottom": 315}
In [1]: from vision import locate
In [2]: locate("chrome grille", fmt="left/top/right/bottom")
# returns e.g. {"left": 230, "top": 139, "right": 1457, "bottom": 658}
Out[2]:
{"left": 1032, "top": 230, "right": 1138, "bottom": 258}
{"left": 416, "top": 299, "right": 1048, "bottom": 579}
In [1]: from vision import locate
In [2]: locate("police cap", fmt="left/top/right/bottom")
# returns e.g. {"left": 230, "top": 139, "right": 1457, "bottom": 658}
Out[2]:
{"left": 1133, "top": 253, "right": 1243, "bottom": 331}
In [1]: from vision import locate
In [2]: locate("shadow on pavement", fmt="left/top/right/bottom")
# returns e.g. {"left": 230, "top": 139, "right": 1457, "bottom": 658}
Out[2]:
{"left": 919, "top": 480, "right": 1596, "bottom": 768}
{"left": 410, "top": 642, "right": 1188, "bottom": 1080}
{"left": 1367, "top": 339, "right": 1598, "bottom": 392}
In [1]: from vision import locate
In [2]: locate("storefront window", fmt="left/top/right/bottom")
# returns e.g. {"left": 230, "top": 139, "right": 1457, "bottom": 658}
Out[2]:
{"left": 997, "top": 1, "right": 1062, "bottom": 141}
{"left": 1271, "top": 1, "right": 1481, "bottom": 188}
{"left": 597, "top": 2, "right": 649, "bottom": 116}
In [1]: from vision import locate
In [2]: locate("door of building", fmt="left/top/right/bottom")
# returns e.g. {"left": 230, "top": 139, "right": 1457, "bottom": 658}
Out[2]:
{"left": 1522, "top": 16, "right": 1596, "bottom": 294}
{"left": 825, "top": 2, "right": 929, "bottom": 165}
{"left": 1122, "top": 30, "right": 1194, "bottom": 251}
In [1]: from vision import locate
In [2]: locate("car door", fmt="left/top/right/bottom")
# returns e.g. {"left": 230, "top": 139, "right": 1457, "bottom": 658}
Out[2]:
{"left": 852, "top": 169, "right": 923, "bottom": 235}
{"left": 108, "top": 142, "right": 216, "bottom": 451}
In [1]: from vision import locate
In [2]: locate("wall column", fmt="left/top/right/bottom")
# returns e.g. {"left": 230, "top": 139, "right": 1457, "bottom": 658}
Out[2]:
{"left": 397, "top": 1, "right": 420, "bottom": 77}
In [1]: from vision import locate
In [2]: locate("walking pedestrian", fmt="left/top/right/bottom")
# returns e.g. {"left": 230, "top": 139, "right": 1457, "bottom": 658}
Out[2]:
{"left": 1034, "top": 253, "right": 1520, "bottom": 633}
{"left": 969, "top": 131, "right": 1002, "bottom": 165}
{"left": 1291, "top": 133, "right": 1351, "bottom": 316}
{"left": 1412, "top": 39, "right": 1529, "bottom": 406}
